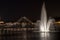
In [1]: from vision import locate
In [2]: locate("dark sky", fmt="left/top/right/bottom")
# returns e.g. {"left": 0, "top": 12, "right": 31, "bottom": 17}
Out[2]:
{"left": 0, "top": 0, "right": 60, "bottom": 22}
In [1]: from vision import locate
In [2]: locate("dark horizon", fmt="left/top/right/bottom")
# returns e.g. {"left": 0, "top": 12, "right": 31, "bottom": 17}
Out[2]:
{"left": 0, "top": 0, "right": 60, "bottom": 21}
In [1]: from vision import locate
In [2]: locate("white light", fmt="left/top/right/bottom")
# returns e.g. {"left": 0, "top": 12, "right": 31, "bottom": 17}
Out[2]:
{"left": 40, "top": 2, "right": 50, "bottom": 32}
{"left": 40, "top": 27, "right": 49, "bottom": 32}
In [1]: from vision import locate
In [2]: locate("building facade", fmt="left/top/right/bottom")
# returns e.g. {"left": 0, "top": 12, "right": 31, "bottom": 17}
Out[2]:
{"left": 0, "top": 17, "right": 40, "bottom": 40}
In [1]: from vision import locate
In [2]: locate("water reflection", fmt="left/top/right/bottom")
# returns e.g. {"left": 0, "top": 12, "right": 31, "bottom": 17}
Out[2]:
{"left": 40, "top": 32, "right": 60, "bottom": 40}
{"left": 40, "top": 32, "right": 50, "bottom": 40}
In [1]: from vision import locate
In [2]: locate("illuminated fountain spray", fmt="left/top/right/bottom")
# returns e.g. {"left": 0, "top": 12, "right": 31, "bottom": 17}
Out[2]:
{"left": 40, "top": 2, "right": 50, "bottom": 40}
{"left": 40, "top": 2, "right": 53, "bottom": 32}
{"left": 40, "top": 2, "right": 55, "bottom": 40}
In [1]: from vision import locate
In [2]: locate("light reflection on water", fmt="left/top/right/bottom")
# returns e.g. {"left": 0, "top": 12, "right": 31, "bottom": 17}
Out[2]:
{"left": 40, "top": 32, "right": 50, "bottom": 40}
{"left": 40, "top": 32, "right": 60, "bottom": 40}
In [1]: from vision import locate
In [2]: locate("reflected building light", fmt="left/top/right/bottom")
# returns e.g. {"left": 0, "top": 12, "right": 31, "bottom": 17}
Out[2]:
{"left": 35, "top": 20, "right": 40, "bottom": 27}
{"left": 21, "top": 22, "right": 27, "bottom": 27}
{"left": 13, "top": 22, "right": 20, "bottom": 25}
{"left": 0, "top": 17, "right": 4, "bottom": 24}
{"left": 5, "top": 22, "right": 13, "bottom": 26}
{"left": 0, "top": 21, "right": 4, "bottom": 24}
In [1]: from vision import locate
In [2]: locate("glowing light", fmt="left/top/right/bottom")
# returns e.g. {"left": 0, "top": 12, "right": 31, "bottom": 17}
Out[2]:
{"left": 40, "top": 2, "right": 49, "bottom": 32}
{"left": 55, "top": 21, "right": 60, "bottom": 24}
{"left": 40, "top": 27, "right": 49, "bottom": 32}
{"left": 39, "top": 2, "right": 54, "bottom": 32}
{"left": 39, "top": 2, "right": 55, "bottom": 33}
{"left": 0, "top": 21, "right": 4, "bottom": 24}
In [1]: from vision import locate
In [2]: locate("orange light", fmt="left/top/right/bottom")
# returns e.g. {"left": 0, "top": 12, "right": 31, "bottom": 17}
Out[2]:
{"left": 0, "top": 21, "right": 4, "bottom": 24}
{"left": 55, "top": 21, "right": 60, "bottom": 24}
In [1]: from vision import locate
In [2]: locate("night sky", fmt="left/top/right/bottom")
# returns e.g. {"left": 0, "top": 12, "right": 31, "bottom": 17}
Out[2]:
{"left": 0, "top": 0, "right": 60, "bottom": 22}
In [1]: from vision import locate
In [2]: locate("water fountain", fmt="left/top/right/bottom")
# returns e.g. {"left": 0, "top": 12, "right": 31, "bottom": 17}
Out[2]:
{"left": 40, "top": 2, "right": 55, "bottom": 40}
{"left": 40, "top": 2, "right": 55, "bottom": 32}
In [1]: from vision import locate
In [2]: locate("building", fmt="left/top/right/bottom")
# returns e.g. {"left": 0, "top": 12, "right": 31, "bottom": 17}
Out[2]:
{"left": 0, "top": 17, "right": 40, "bottom": 40}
